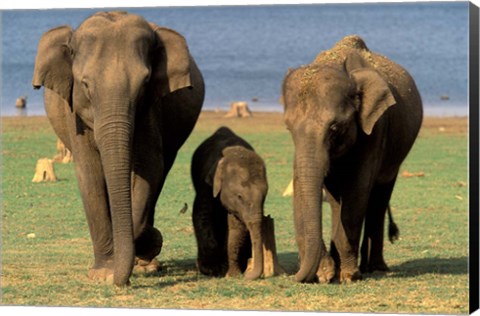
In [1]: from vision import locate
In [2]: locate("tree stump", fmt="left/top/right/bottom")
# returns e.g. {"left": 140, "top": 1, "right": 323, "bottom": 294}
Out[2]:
{"left": 282, "top": 180, "right": 294, "bottom": 197}
{"left": 246, "top": 215, "right": 286, "bottom": 277}
{"left": 53, "top": 139, "right": 73, "bottom": 163}
{"left": 283, "top": 180, "right": 329, "bottom": 202}
{"left": 15, "top": 96, "right": 27, "bottom": 108}
{"left": 32, "top": 158, "right": 57, "bottom": 182}
{"left": 224, "top": 101, "right": 253, "bottom": 118}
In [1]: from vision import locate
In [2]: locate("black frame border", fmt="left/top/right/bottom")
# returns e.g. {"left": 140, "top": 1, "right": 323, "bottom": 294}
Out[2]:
{"left": 469, "top": 1, "right": 479, "bottom": 314}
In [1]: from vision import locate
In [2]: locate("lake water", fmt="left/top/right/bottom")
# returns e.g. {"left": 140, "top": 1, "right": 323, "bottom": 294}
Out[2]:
{"left": 0, "top": 2, "right": 470, "bottom": 117}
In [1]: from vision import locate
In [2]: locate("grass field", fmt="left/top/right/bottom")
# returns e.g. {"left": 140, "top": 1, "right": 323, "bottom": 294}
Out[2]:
{"left": 1, "top": 112, "right": 469, "bottom": 313}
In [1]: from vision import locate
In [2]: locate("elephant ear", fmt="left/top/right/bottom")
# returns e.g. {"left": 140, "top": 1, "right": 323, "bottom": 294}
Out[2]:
{"left": 345, "top": 52, "right": 396, "bottom": 135}
{"left": 32, "top": 25, "right": 74, "bottom": 103}
{"left": 205, "top": 157, "right": 225, "bottom": 198}
{"left": 150, "top": 23, "right": 192, "bottom": 99}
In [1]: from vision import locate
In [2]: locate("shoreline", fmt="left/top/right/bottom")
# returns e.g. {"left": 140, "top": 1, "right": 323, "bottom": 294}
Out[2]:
{"left": 0, "top": 108, "right": 470, "bottom": 119}
{"left": 0, "top": 109, "right": 469, "bottom": 120}
{"left": 1, "top": 110, "right": 469, "bottom": 121}
{"left": 2, "top": 99, "right": 469, "bottom": 118}
{"left": 2, "top": 110, "right": 468, "bottom": 135}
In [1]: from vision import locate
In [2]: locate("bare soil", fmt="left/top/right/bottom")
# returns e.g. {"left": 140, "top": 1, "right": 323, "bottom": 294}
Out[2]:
{"left": 2, "top": 111, "right": 468, "bottom": 136}
{"left": 196, "top": 110, "right": 467, "bottom": 135}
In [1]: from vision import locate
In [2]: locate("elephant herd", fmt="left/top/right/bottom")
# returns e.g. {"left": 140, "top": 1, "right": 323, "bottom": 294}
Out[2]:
{"left": 32, "top": 11, "right": 422, "bottom": 287}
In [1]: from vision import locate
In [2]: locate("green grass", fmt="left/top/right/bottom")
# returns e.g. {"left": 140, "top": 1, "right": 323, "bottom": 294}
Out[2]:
{"left": 1, "top": 114, "right": 469, "bottom": 313}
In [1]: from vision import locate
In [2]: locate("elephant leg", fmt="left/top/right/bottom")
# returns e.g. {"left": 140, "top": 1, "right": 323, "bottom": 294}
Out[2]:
{"left": 192, "top": 193, "right": 227, "bottom": 277}
{"left": 69, "top": 125, "right": 114, "bottom": 282}
{"left": 132, "top": 152, "right": 180, "bottom": 276}
{"left": 131, "top": 165, "right": 164, "bottom": 276}
{"left": 131, "top": 168, "right": 164, "bottom": 263}
{"left": 360, "top": 180, "right": 396, "bottom": 273}
{"left": 226, "top": 214, "right": 250, "bottom": 277}
{"left": 331, "top": 193, "right": 370, "bottom": 283}
{"left": 131, "top": 121, "right": 168, "bottom": 267}
{"left": 329, "top": 193, "right": 345, "bottom": 281}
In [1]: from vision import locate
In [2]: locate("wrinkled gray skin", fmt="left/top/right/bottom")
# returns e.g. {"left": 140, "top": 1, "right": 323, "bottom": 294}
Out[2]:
{"left": 32, "top": 11, "right": 204, "bottom": 286}
{"left": 282, "top": 35, "right": 422, "bottom": 283}
{"left": 191, "top": 127, "right": 267, "bottom": 280}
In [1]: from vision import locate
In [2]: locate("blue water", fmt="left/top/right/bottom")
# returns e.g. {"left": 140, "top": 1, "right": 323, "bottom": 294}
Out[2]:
{"left": 0, "top": 2, "right": 470, "bottom": 117}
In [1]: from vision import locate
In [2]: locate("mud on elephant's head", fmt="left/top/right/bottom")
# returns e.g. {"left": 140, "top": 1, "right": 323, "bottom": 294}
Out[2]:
{"left": 283, "top": 50, "right": 397, "bottom": 157}
{"left": 209, "top": 146, "right": 268, "bottom": 225}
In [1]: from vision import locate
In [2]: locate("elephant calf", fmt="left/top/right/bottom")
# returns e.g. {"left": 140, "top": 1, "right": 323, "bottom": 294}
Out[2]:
{"left": 191, "top": 127, "right": 268, "bottom": 280}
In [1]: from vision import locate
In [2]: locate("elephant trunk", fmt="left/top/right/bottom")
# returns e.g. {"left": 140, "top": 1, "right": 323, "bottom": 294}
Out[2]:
{"left": 293, "top": 134, "right": 329, "bottom": 283}
{"left": 95, "top": 104, "right": 135, "bottom": 286}
{"left": 244, "top": 218, "right": 264, "bottom": 280}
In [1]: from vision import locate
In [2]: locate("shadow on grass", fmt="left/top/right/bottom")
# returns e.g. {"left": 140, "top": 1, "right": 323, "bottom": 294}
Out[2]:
{"left": 160, "top": 258, "right": 197, "bottom": 274}
{"left": 133, "top": 254, "right": 467, "bottom": 288}
{"left": 388, "top": 256, "right": 468, "bottom": 277}
{"left": 133, "top": 253, "right": 300, "bottom": 289}
{"left": 158, "top": 252, "right": 302, "bottom": 278}
{"left": 276, "top": 253, "right": 468, "bottom": 281}
{"left": 277, "top": 252, "right": 299, "bottom": 275}
{"left": 132, "top": 257, "right": 203, "bottom": 289}
{"left": 363, "top": 256, "right": 468, "bottom": 280}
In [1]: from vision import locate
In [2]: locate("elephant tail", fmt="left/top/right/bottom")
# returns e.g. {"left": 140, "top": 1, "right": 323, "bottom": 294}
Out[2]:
{"left": 387, "top": 204, "right": 400, "bottom": 243}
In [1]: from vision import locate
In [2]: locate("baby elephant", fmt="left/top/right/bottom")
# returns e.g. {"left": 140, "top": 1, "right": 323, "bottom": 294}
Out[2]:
{"left": 191, "top": 127, "right": 268, "bottom": 280}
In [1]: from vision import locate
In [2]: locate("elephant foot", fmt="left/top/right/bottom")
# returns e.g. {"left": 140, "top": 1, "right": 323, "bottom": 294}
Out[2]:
{"left": 316, "top": 255, "right": 335, "bottom": 284}
{"left": 339, "top": 269, "right": 362, "bottom": 283}
{"left": 196, "top": 258, "right": 226, "bottom": 277}
{"left": 88, "top": 260, "right": 115, "bottom": 283}
{"left": 359, "top": 260, "right": 368, "bottom": 273}
{"left": 368, "top": 260, "right": 390, "bottom": 273}
{"left": 135, "top": 226, "right": 163, "bottom": 261}
{"left": 88, "top": 267, "right": 114, "bottom": 284}
{"left": 225, "top": 266, "right": 242, "bottom": 278}
{"left": 225, "top": 269, "right": 242, "bottom": 278}
{"left": 360, "top": 259, "right": 390, "bottom": 273}
{"left": 133, "top": 257, "right": 162, "bottom": 275}
{"left": 135, "top": 226, "right": 163, "bottom": 262}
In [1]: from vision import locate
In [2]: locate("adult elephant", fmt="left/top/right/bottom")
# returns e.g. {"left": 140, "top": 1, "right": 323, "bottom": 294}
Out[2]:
{"left": 281, "top": 35, "right": 422, "bottom": 283}
{"left": 32, "top": 11, "right": 204, "bottom": 286}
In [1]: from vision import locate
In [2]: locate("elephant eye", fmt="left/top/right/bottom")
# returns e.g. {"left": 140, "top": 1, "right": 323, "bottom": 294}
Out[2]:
{"left": 330, "top": 122, "right": 338, "bottom": 132}
{"left": 237, "top": 193, "right": 244, "bottom": 202}
{"left": 81, "top": 79, "right": 91, "bottom": 100}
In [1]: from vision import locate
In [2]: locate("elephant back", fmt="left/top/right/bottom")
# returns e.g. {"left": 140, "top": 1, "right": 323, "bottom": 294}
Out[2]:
{"left": 313, "top": 35, "right": 369, "bottom": 67}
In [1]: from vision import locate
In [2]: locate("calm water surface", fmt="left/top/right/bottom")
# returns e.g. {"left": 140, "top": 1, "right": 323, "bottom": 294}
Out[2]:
{"left": 1, "top": 2, "right": 469, "bottom": 116}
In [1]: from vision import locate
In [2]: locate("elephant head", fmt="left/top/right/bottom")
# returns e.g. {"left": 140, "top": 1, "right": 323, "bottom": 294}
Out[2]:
{"left": 32, "top": 11, "right": 194, "bottom": 286}
{"left": 208, "top": 146, "right": 268, "bottom": 280}
{"left": 281, "top": 51, "right": 396, "bottom": 282}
